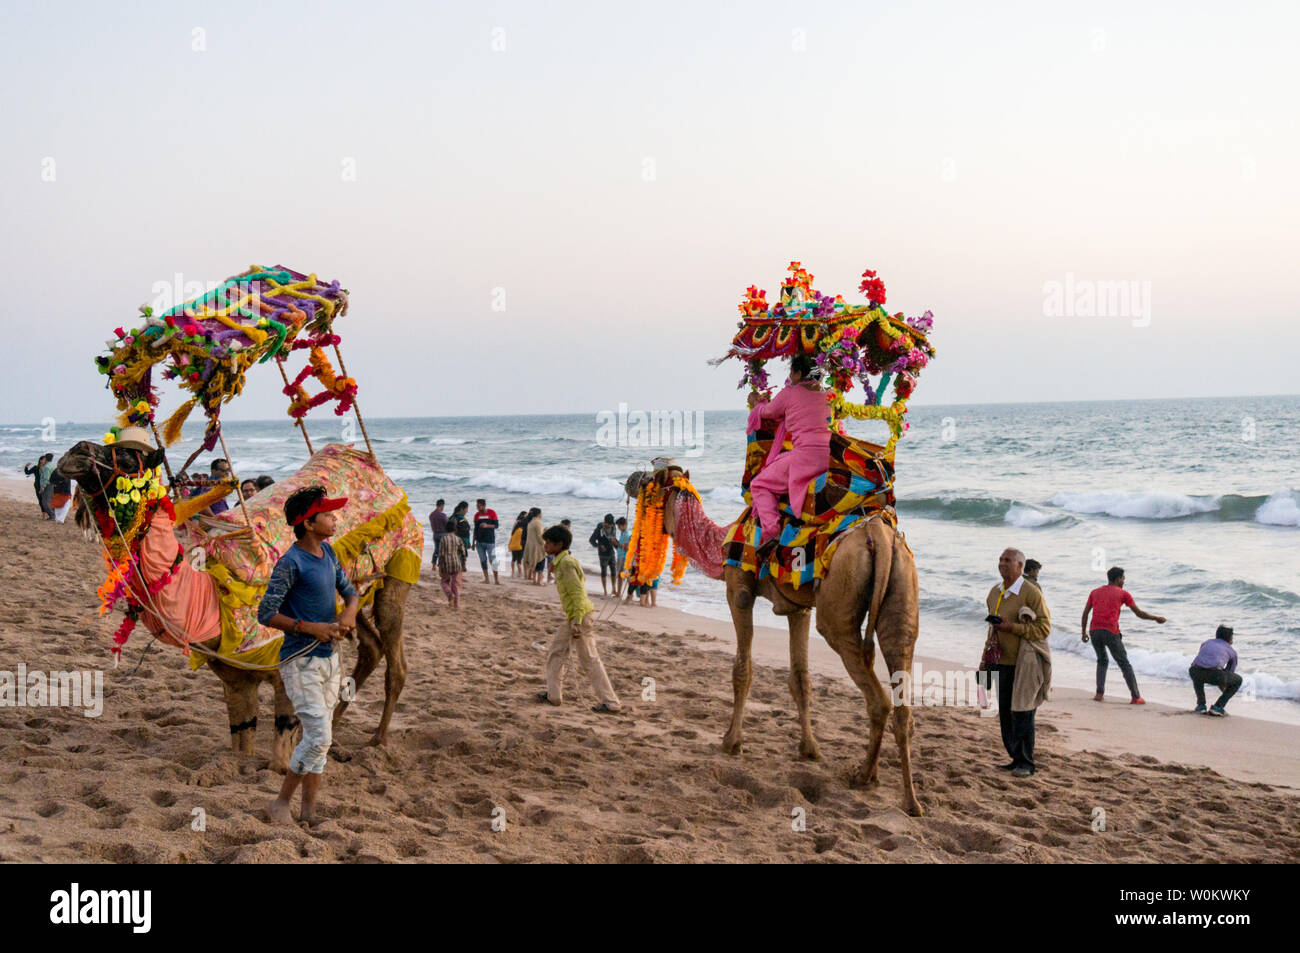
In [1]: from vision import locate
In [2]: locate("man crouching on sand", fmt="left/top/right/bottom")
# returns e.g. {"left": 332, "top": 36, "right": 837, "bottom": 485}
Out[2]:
{"left": 258, "top": 486, "right": 359, "bottom": 825}
{"left": 534, "top": 524, "right": 621, "bottom": 713}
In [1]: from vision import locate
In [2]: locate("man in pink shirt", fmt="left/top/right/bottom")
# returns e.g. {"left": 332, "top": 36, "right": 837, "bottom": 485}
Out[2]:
{"left": 1081, "top": 566, "right": 1167, "bottom": 704}
{"left": 746, "top": 353, "right": 832, "bottom": 557}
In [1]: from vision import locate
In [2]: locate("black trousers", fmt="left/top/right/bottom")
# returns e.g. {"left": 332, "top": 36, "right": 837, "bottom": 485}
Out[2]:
{"left": 997, "top": 663, "right": 1035, "bottom": 771}
{"left": 1189, "top": 665, "right": 1242, "bottom": 709}
{"left": 1090, "top": 629, "right": 1141, "bottom": 698}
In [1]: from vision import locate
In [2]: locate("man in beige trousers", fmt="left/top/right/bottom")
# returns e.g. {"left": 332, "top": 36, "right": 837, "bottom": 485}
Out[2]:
{"left": 534, "top": 524, "right": 621, "bottom": 713}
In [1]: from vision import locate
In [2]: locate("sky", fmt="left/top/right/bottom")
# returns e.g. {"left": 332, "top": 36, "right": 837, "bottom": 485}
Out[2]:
{"left": 1, "top": 0, "right": 1297, "bottom": 424}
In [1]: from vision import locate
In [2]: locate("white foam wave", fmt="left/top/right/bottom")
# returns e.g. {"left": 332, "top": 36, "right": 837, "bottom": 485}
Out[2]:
{"left": 706, "top": 484, "right": 744, "bottom": 504}
{"left": 1256, "top": 490, "right": 1300, "bottom": 527}
{"left": 1004, "top": 504, "right": 1063, "bottom": 528}
{"left": 246, "top": 438, "right": 287, "bottom": 443}
{"left": 1051, "top": 490, "right": 1219, "bottom": 520}
{"left": 428, "top": 438, "right": 469, "bottom": 446}
{"left": 465, "top": 468, "right": 624, "bottom": 500}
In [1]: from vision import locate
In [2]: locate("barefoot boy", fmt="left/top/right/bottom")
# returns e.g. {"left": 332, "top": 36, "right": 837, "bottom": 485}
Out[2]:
{"left": 258, "top": 486, "right": 359, "bottom": 825}
{"left": 534, "top": 524, "right": 621, "bottom": 713}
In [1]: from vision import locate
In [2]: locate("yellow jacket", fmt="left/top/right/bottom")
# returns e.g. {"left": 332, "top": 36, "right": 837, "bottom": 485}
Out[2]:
{"left": 553, "top": 550, "right": 595, "bottom": 624}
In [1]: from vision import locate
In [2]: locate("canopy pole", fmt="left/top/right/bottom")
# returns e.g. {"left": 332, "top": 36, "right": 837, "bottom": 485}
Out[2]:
{"left": 215, "top": 423, "right": 267, "bottom": 550}
{"left": 276, "top": 358, "right": 315, "bottom": 456}
{"left": 328, "top": 336, "right": 374, "bottom": 460}
{"left": 148, "top": 420, "right": 179, "bottom": 500}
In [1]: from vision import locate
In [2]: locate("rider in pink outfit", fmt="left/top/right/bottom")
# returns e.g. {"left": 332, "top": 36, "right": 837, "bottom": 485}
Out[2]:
{"left": 747, "top": 354, "right": 832, "bottom": 549}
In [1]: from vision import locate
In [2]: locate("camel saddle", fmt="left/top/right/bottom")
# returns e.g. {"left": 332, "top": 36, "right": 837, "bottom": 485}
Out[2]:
{"left": 723, "top": 427, "right": 896, "bottom": 588}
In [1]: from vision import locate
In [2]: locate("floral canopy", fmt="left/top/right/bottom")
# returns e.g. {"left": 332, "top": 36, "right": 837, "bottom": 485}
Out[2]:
{"left": 712, "top": 262, "right": 936, "bottom": 452}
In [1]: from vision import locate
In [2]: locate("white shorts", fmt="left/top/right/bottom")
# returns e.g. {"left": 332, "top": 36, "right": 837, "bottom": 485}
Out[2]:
{"left": 281, "top": 652, "right": 341, "bottom": 775}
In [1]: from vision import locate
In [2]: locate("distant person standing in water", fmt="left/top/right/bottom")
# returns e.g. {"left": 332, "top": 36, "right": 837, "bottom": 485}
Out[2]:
{"left": 1189, "top": 625, "right": 1242, "bottom": 716}
{"left": 429, "top": 499, "right": 449, "bottom": 562}
{"left": 473, "top": 498, "right": 501, "bottom": 585}
{"left": 522, "top": 508, "right": 546, "bottom": 585}
{"left": 1024, "top": 559, "right": 1042, "bottom": 590}
{"left": 508, "top": 511, "right": 527, "bottom": 578}
{"left": 1081, "top": 566, "right": 1166, "bottom": 705}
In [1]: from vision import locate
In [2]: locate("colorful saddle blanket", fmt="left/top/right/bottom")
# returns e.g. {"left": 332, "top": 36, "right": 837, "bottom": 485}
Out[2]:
{"left": 722, "top": 428, "right": 896, "bottom": 588}
{"left": 179, "top": 444, "right": 424, "bottom": 669}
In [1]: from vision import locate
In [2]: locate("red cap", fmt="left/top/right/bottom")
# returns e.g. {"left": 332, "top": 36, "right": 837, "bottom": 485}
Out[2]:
{"left": 289, "top": 495, "right": 348, "bottom": 526}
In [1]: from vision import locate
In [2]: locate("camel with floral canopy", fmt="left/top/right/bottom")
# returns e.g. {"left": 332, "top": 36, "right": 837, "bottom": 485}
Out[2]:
{"left": 623, "top": 263, "right": 936, "bottom": 815}
{"left": 57, "top": 266, "right": 423, "bottom": 772}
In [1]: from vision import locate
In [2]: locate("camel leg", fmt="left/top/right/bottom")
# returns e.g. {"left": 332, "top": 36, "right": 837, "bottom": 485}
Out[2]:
{"left": 370, "top": 578, "right": 410, "bottom": 747}
{"left": 271, "top": 673, "right": 297, "bottom": 775}
{"left": 875, "top": 533, "right": 923, "bottom": 817}
{"left": 332, "top": 612, "right": 382, "bottom": 732}
{"left": 721, "top": 576, "right": 756, "bottom": 755}
{"left": 815, "top": 529, "right": 892, "bottom": 790}
{"left": 787, "top": 609, "right": 820, "bottom": 760}
{"left": 218, "top": 667, "right": 259, "bottom": 756}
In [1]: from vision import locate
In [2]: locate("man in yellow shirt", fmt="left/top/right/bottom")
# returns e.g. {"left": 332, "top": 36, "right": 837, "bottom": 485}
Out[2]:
{"left": 534, "top": 525, "right": 622, "bottom": 713}
{"left": 985, "top": 547, "right": 1052, "bottom": 777}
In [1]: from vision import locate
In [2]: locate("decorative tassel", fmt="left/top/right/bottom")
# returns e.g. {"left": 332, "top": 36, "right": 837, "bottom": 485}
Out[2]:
{"left": 160, "top": 398, "right": 197, "bottom": 446}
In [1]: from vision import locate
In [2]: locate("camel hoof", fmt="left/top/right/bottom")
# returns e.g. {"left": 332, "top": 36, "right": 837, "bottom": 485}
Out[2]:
{"left": 720, "top": 735, "right": 743, "bottom": 755}
{"left": 852, "top": 769, "right": 880, "bottom": 789}
{"left": 368, "top": 733, "right": 387, "bottom": 748}
{"left": 905, "top": 800, "right": 925, "bottom": 818}
{"left": 799, "top": 741, "right": 822, "bottom": 761}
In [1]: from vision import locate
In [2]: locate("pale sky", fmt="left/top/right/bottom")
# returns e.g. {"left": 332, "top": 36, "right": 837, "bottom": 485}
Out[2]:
{"left": 1, "top": 0, "right": 1297, "bottom": 424}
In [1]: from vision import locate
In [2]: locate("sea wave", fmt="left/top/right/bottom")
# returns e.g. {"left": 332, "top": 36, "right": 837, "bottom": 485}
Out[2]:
{"left": 246, "top": 437, "right": 287, "bottom": 443}
{"left": 1051, "top": 489, "right": 1297, "bottom": 526}
{"left": 1256, "top": 490, "right": 1300, "bottom": 527}
{"left": 898, "top": 495, "right": 1074, "bottom": 527}
{"left": 462, "top": 468, "right": 626, "bottom": 500}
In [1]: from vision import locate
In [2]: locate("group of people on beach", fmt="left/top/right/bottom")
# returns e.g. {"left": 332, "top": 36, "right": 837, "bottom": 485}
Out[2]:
{"left": 983, "top": 552, "right": 1246, "bottom": 779}
{"left": 426, "top": 501, "right": 643, "bottom": 609}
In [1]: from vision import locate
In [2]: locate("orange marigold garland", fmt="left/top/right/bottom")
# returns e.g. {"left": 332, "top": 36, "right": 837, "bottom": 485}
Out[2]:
{"left": 625, "top": 473, "right": 703, "bottom": 588}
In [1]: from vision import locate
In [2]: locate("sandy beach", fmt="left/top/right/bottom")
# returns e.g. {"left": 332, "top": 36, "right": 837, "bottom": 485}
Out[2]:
{"left": 1, "top": 483, "right": 1297, "bottom": 863}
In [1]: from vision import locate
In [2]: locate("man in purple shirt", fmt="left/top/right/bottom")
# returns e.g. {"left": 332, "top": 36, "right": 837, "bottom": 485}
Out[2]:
{"left": 1189, "top": 625, "right": 1241, "bottom": 716}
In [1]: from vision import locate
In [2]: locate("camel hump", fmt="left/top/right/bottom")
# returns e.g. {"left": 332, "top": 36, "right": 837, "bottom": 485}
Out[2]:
{"left": 192, "top": 443, "right": 424, "bottom": 586}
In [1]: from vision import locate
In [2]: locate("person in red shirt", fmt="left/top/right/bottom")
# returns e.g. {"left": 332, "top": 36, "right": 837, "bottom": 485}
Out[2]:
{"left": 1081, "top": 566, "right": 1167, "bottom": 704}
{"left": 473, "top": 499, "right": 501, "bottom": 585}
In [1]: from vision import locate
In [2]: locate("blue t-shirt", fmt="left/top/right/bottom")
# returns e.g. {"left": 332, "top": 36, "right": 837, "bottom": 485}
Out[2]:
{"left": 257, "top": 542, "right": 358, "bottom": 660}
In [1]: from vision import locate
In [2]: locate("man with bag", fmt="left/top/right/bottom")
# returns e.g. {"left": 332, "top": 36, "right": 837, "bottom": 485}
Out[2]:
{"left": 979, "top": 548, "right": 1052, "bottom": 777}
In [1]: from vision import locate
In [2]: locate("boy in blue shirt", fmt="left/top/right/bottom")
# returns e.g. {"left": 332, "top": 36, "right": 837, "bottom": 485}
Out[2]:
{"left": 258, "top": 486, "right": 359, "bottom": 826}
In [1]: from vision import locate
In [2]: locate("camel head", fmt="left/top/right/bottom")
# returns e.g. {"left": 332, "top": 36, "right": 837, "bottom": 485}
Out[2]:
{"left": 58, "top": 439, "right": 166, "bottom": 514}
{"left": 624, "top": 466, "right": 690, "bottom": 537}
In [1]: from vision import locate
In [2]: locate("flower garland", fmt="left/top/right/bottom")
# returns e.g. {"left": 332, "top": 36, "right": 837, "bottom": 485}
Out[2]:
{"left": 282, "top": 346, "right": 358, "bottom": 419}
{"left": 623, "top": 473, "right": 702, "bottom": 587}
{"left": 82, "top": 464, "right": 183, "bottom": 657}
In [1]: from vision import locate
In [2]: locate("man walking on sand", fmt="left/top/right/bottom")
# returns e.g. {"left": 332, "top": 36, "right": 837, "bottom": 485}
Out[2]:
{"left": 473, "top": 498, "right": 501, "bottom": 585}
{"left": 1082, "top": 566, "right": 1166, "bottom": 705}
{"left": 429, "top": 499, "right": 449, "bottom": 561}
{"left": 1189, "top": 625, "right": 1242, "bottom": 716}
{"left": 983, "top": 548, "right": 1052, "bottom": 777}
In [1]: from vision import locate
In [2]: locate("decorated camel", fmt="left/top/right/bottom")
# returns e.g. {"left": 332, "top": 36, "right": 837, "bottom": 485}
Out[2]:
{"left": 58, "top": 266, "right": 422, "bottom": 772}
{"left": 622, "top": 263, "right": 936, "bottom": 816}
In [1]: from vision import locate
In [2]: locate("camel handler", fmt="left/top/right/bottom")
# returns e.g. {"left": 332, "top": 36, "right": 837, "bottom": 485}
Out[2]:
{"left": 980, "top": 548, "right": 1052, "bottom": 778}
{"left": 258, "top": 485, "right": 359, "bottom": 826}
{"left": 534, "top": 524, "right": 622, "bottom": 713}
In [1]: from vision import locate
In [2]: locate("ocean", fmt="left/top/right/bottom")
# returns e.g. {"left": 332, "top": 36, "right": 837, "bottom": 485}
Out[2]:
{"left": 4, "top": 394, "right": 1298, "bottom": 722}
